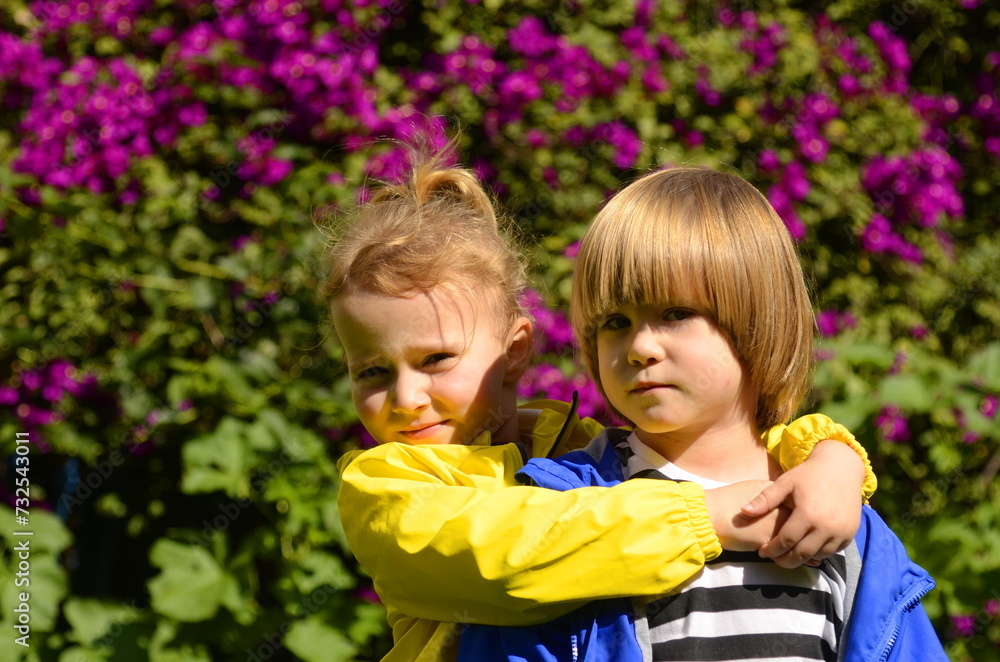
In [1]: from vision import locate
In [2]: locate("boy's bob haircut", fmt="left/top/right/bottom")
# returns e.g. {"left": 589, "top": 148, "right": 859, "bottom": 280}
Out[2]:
{"left": 571, "top": 167, "right": 815, "bottom": 431}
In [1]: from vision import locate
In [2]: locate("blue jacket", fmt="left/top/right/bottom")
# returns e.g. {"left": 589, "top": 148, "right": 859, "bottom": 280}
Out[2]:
{"left": 457, "top": 430, "right": 947, "bottom": 662}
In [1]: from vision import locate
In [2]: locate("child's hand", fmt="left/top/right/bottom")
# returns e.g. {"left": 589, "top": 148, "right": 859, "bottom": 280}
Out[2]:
{"left": 740, "top": 440, "right": 865, "bottom": 568}
{"left": 704, "top": 480, "right": 791, "bottom": 551}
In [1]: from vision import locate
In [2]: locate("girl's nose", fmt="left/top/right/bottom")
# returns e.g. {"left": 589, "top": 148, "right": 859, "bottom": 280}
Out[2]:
{"left": 391, "top": 369, "right": 432, "bottom": 413}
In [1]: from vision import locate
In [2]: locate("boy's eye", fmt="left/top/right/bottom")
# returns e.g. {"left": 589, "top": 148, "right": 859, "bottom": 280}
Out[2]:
{"left": 600, "top": 315, "right": 631, "bottom": 331}
{"left": 664, "top": 309, "right": 694, "bottom": 322}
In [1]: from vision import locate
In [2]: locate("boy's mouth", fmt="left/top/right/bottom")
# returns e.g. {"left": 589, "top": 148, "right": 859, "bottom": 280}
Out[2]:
{"left": 629, "top": 381, "right": 669, "bottom": 394}
{"left": 400, "top": 421, "right": 450, "bottom": 440}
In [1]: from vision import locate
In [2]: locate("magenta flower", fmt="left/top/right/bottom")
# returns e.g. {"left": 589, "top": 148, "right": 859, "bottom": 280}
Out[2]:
{"left": 695, "top": 67, "right": 722, "bottom": 106}
{"left": 766, "top": 184, "right": 806, "bottom": 240}
{"left": 950, "top": 615, "right": 976, "bottom": 638}
{"left": 781, "top": 161, "right": 811, "bottom": 201}
{"left": 757, "top": 149, "right": 781, "bottom": 173}
{"left": 816, "top": 309, "right": 857, "bottom": 337}
{"left": 792, "top": 123, "right": 829, "bottom": 163}
{"left": 982, "top": 395, "right": 998, "bottom": 419}
{"left": 594, "top": 121, "right": 643, "bottom": 169}
{"left": 860, "top": 214, "right": 894, "bottom": 253}
{"left": 0, "top": 387, "right": 18, "bottom": 406}
{"left": 521, "top": 290, "right": 575, "bottom": 354}
{"left": 876, "top": 406, "right": 910, "bottom": 442}
{"left": 508, "top": 16, "right": 559, "bottom": 58}
{"left": 355, "top": 586, "right": 381, "bottom": 604}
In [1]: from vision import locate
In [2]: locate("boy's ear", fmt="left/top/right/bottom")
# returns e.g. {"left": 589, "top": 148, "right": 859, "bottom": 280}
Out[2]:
{"left": 503, "top": 316, "right": 534, "bottom": 383}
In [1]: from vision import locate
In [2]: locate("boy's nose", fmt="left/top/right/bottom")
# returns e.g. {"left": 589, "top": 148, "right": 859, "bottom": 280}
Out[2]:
{"left": 627, "top": 325, "right": 664, "bottom": 365}
{"left": 391, "top": 370, "right": 431, "bottom": 413}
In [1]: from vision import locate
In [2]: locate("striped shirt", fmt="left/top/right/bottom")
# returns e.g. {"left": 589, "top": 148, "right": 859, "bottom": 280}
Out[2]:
{"left": 617, "top": 435, "right": 848, "bottom": 662}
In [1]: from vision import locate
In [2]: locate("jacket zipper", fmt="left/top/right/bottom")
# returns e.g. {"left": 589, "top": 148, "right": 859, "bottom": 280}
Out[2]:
{"left": 873, "top": 576, "right": 935, "bottom": 662}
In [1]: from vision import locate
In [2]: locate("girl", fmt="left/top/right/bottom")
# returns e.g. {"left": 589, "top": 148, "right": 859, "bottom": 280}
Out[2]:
{"left": 329, "top": 154, "right": 875, "bottom": 662}
{"left": 457, "top": 167, "right": 945, "bottom": 661}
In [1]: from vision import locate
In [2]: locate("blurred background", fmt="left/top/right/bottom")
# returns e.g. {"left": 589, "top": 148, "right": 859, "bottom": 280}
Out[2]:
{"left": 1, "top": 0, "right": 998, "bottom": 660}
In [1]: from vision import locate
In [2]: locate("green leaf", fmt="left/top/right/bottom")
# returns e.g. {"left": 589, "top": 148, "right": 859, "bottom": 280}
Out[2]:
{"left": 64, "top": 597, "right": 144, "bottom": 647}
{"left": 181, "top": 417, "right": 251, "bottom": 497}
{"left": 877, "top": 375, "right": 934, "bottom": 411}
{"left": 291, "top": 551, "right": 356, "bottom": 595}
{"left": 817, "top": 399, "right": 873, "bottom": 431}
{"left": 832, "top": 340, "right": 896, "bottom": 369}
{"left": 59, "top": 646, "right": 110, "bottom": 662}
{"left": 0, "top": 552, "right": 68, "bottom": 632}
{"left": 0, "top": 507, "right": 73, "bottom": 554}
{"left": 284, "top": 617, "right": 358, "bottom": 662}
{"left": 967, "top": 342, "right": 1000, "bottom": 390}
{"left": 0, "top": 621, "right": 30, "bottom": 661}
{"left": 147, "top": 541, "right": 226, "bottom": 622}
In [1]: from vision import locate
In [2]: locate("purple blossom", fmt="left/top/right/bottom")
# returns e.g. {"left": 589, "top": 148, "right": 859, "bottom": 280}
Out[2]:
{"left": 868, "top": 21, "right": 911, "bottom": 94}
{"left": 508, "top": 16, "right": 559, "bottom": 58}
{"left": 621, "top": 27, "right": 657, "bottom": 62}
{"left": 876, "top": 406, "right": 910, "bottom": 442}
{"left": 781, "top": 161, "right": 811, "bottom": 201}
{"left": 982, "top": 395, "right": 998, "bottom": 419}
{"left": 816, "top": 309, "right": 857, "bottom": 337}
{"left": 0, "top": 387, "right": 18, "bottom": 405}
{"left": 656, "top": 35, "right": 685, "bottom": 60}
{"left": 521, "top": 290, "right": 575, "bottom": 354}
{"left": 838, "top": 74, "right": 862, "bottom": 96}
{"left": 950, "top": 615, "right": 976, "bottom": 638}
{"left": 757, "top": 149, "right": 781, "bottom": 173}
{"left": 860, "top": 214, "right": 894, "bottom": 253}
{"left": 594, "top": 121, "right": 643, "bottom": 169}
{"left": 695, "top": 67, "right": 722, "bottom": 106}
{"left": 355, "top": 586, "right": 381, "bottom": 604}
{"left": 792, "top": 123, "right": 829, "bottom": 163}
{"left": 766, "top": 185, "right": 806, "bottom": 240}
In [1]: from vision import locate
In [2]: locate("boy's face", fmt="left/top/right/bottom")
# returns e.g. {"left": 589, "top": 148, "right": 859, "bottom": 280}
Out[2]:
{"left": 331, "top": 287, "right": 521, "bottom": 446}
{"left": 595, "top": 303, "right": 755, "bottom": 443}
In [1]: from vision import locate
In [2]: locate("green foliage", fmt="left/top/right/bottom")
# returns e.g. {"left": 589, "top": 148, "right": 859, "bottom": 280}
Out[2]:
{"left": 1, "top": 0, "right": 998, "bottom": 659}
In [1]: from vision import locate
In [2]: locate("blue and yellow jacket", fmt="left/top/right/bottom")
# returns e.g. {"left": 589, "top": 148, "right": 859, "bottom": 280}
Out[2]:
{"left": 456, "top": 429, "right": 943, "bottom": 662}
{"left": 337, "top": 402, "right": 876, "bottom": 662}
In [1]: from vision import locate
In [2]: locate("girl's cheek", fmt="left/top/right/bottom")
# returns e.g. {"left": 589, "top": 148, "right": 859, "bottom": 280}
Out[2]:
{"left": 354, "top": 389, "right": 384, "bottom": 416}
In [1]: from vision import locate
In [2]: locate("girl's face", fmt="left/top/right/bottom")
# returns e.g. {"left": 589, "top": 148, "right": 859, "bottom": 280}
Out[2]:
{"left": 331, "top": 287, "right": 528, "bottom": 446}
{"left": 595, "top": 302, "right": 756, "bottom": 445}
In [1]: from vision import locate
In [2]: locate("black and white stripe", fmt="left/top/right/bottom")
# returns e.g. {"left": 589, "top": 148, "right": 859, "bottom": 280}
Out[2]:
{"left": 617, "top": 437, "right": 847, "bottom": 662}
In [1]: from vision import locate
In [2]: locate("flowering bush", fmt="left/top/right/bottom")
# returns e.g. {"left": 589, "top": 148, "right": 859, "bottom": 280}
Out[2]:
{"left": 1, "top": 0, "right": 998, "bottom": 660}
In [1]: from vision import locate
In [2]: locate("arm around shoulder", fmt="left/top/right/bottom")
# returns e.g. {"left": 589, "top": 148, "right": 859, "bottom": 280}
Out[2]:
{"left": 337, "top": 442, "right": 721, "bottom": 625}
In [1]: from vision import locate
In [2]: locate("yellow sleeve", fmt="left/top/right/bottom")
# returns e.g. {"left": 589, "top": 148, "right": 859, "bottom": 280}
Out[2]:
{"left": 763, "top": 413, "right": 877, "bottom": 501}
{"left": 337, "top": 442, "right": 720, "bottom": 626}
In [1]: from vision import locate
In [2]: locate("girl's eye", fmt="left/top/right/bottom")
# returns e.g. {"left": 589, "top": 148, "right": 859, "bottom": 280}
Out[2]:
{"left": 355, "top": 365, "right": 388, "bottom": 381}
{"left": 601, "top": 315, "right": 631, "bottom": 331}
{"left": 423, "top": 352, "right": 455, "bottom": 367}
{"left": 664, "top": 309, "right": 694, "bottom": 322}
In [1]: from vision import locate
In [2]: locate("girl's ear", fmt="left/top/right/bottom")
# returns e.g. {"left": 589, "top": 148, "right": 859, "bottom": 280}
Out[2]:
{"left": 503, "top": 316, "right": 534, "bottom": 384}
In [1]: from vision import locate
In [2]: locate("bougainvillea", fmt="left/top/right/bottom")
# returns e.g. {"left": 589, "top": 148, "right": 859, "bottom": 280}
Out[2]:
{"left": 1, "top": 1, "right": 999, "bottom": 660}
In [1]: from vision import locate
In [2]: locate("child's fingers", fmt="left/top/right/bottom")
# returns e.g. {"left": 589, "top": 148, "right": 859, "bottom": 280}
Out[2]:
{"left": 759, "top": 513, "right": 809, "bottom": 560}
{"left": 768, "top": 531, "right": 844, "bottom": 569}
{"left": 741, "top": 479, "right": 794, "bottom": 517}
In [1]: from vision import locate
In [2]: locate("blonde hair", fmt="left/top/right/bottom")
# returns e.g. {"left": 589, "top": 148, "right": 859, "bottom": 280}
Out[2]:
{"left": 323, "top": 151, "right": 526, "bottom": 335}
{"left": 571, "top": 167, "right": 814, "bottom": 430}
